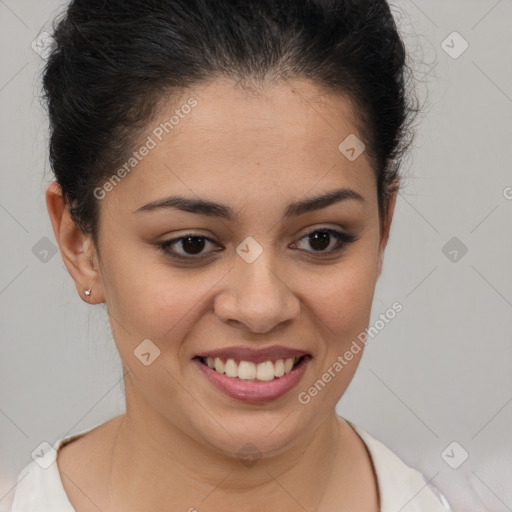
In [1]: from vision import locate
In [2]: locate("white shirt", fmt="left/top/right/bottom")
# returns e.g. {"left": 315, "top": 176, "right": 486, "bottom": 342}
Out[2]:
{"left": 10, "top": 420, "right": 451, "bottom": 511}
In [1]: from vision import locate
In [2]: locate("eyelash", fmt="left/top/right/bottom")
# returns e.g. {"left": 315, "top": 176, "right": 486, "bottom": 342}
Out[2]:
{"left": 155, "top": 228, "right": 358, "bottom": 263}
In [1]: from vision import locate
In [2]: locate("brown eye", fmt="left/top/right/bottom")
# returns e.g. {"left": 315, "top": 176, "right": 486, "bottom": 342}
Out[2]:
{"left": 307, "top": 231, "right": 331, "bottom": 251}
{"left": 294, "top": 229, "right": 357, "bottom": 256}
{"left": 180, "top": 235, "right": 207, "bottom": 255}
{"left": 156, "top": 228, "right": 357, "bottom": 264}
{"left": 157, "top": 233, "right": 219, "bottom": 261}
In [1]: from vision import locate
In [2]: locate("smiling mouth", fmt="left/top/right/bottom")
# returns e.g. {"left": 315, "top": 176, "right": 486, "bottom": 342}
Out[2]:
{"left": 195, "top": 355, "right": 310, "bottom": 382}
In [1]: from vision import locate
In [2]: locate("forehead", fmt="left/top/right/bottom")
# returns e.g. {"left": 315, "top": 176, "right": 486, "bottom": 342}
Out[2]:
{"left": 170, "top": 77, "right": 365, "bottom": 162}
{"left": 106, "top": 77, "right": 376, "bottom": 214}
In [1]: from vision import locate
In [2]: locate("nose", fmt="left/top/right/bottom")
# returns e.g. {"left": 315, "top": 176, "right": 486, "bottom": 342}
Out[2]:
{"left": 214, "top": 251, "right": 301, "bottom": 334}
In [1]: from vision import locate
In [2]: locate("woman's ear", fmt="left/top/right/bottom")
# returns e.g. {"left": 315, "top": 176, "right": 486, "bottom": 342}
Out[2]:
{"left": 45, "top": 181, "right": 105, "bottom": 304}
{"left": 376, "top": 187, "right": 398, "bottom": 279}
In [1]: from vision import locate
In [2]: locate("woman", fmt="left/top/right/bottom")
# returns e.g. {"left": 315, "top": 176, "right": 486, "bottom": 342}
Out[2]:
{"left": 11, "top": 0, "right": 451, "bottom": 510}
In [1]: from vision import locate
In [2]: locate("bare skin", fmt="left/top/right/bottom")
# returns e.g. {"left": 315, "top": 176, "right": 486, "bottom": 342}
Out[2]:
{"left": 47, "top": 76, "right": 396, "bottom": 511}
{"left": 56, "top": 414, "right": 379, "bottom": 511}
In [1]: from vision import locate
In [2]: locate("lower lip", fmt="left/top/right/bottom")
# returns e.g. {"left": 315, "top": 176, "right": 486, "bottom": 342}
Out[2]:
{"left": 193, "top": 357, "right": 311, "bottom": 403}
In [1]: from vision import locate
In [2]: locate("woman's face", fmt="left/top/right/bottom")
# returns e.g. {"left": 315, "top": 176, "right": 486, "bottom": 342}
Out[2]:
{"left": 78, "top": 78, "right": 394, "bottom": 456}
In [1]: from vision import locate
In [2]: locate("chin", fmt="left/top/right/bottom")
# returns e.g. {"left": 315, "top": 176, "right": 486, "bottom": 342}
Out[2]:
{"left": 189, "top": 407, "right": 314, "bottom": 459}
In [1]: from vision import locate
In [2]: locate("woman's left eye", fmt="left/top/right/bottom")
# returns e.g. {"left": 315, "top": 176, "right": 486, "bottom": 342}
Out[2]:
{"left": 156, "top": 228, "right": 357, "bottom": 262}
{"left": 293, "top": 229, "right": 358, "bottom": 255}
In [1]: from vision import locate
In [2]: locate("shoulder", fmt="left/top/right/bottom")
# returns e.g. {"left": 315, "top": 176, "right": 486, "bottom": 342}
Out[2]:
{"left": 347, "top": 421, "right": 452, "bottom": 512}
{"left": 10, "top": 417, "right": 122, "bottom": 512}
{"left": 10, "top": 434, "right": 85, "bottom": 512}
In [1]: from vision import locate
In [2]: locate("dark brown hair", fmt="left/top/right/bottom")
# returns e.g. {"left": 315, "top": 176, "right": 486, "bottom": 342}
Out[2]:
{"left": 43, "top": 0, "right": 419, "bottom": 246}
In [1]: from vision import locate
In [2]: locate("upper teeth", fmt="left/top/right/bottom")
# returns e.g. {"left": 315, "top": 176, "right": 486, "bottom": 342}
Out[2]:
{"left": 206, "top": 357, "right": 299, "bottom": 381}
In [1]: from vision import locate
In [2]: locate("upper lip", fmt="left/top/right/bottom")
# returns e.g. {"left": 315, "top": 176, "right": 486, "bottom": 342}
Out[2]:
{"left": 196, "top": 345, "right": 310, "bottom": 364}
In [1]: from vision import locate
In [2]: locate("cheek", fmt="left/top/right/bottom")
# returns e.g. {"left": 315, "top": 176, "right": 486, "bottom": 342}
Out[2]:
{"left": 297, "top": 259, "right": 376, "bottom": 406}
{"left": 108, "top": 271, "right": 204, "bottom": 341}
{"left": 102, "top": 251, "right": 222, "bottom": 361}
{"left": 302, "top": 247, "right": 379, "bottom": 339}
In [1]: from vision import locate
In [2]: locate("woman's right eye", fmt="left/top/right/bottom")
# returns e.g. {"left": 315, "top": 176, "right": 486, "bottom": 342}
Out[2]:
{"left": 156, "top": 234, "right": 220, "bottom": 262}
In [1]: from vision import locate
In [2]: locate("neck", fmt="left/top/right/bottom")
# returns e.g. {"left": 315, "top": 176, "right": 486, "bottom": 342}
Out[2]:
{"left": 106, "top": 376, "right": 345, "bottom": 511}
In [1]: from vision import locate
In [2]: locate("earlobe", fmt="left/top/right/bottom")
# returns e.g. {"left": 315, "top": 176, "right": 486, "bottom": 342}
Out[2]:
{"left": 45, "top": 182, "right": 105, "bottom": 304}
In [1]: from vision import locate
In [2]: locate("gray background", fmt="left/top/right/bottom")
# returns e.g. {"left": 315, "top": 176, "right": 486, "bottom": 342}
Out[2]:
{"left": 1, "top": 1, "right": 511, "bottom": 511}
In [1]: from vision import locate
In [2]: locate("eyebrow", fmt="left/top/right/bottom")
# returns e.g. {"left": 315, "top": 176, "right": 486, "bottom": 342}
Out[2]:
{"left": 133, "top": 187, "right": 365, "bottom": 220}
